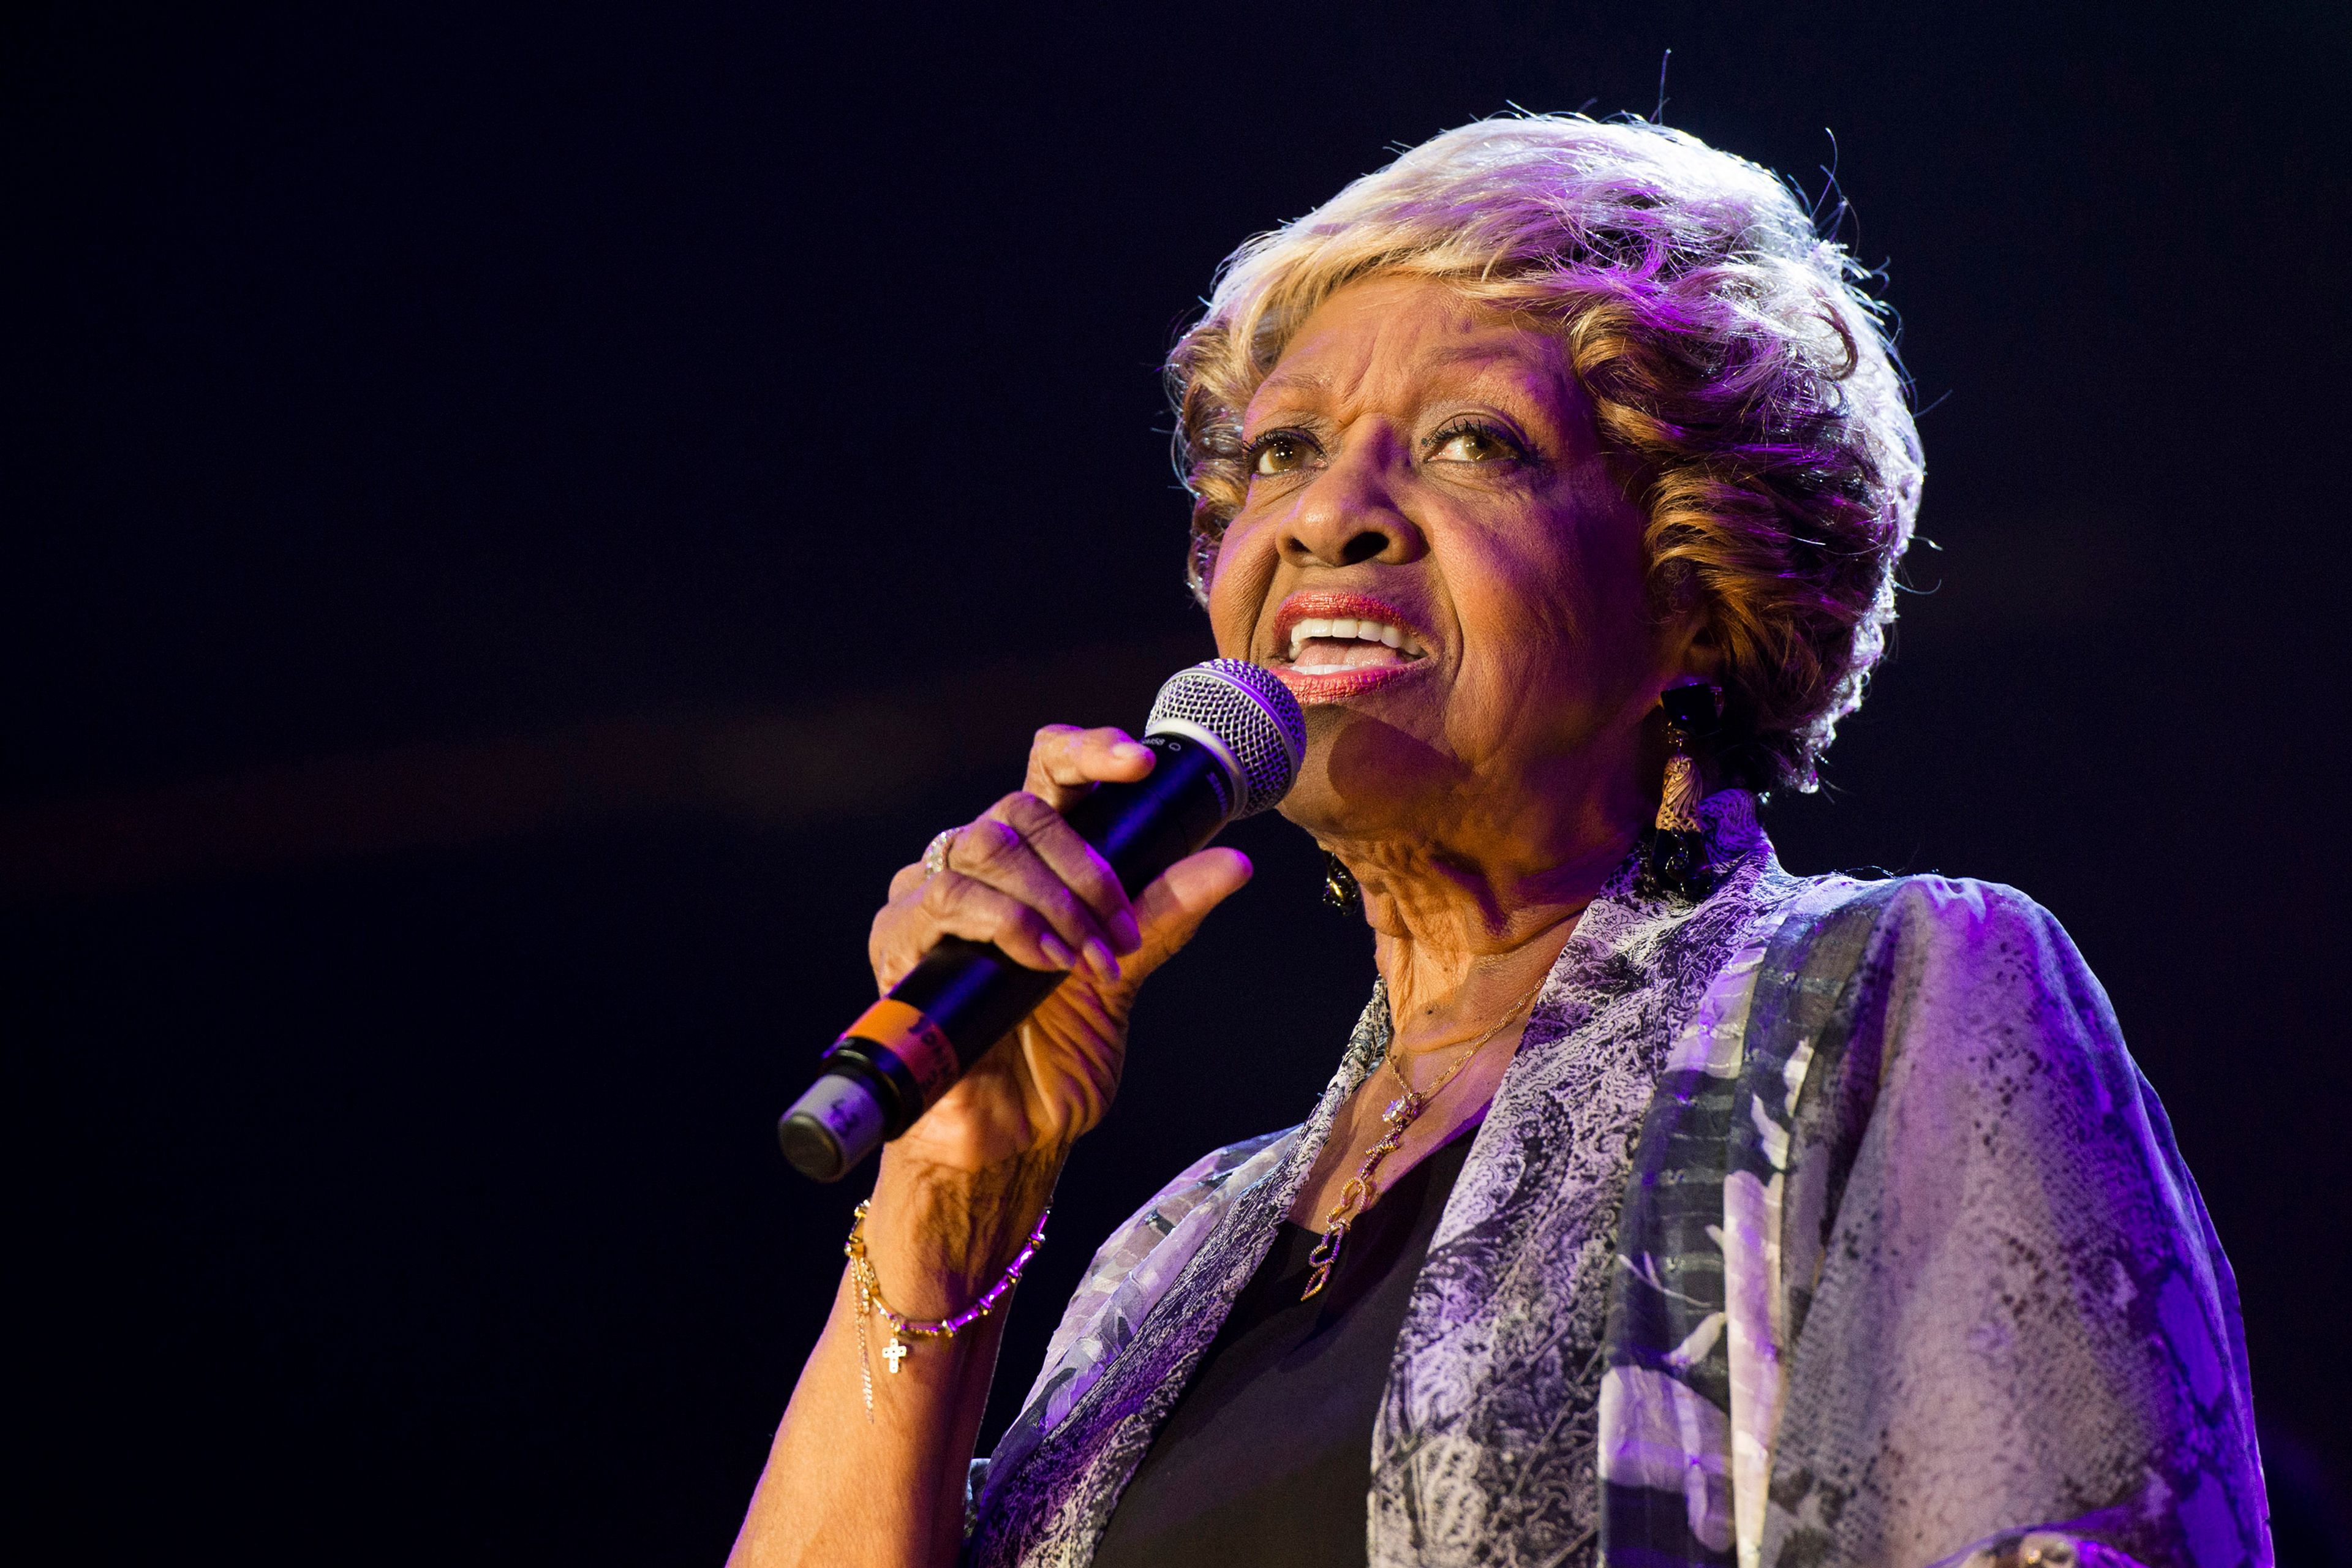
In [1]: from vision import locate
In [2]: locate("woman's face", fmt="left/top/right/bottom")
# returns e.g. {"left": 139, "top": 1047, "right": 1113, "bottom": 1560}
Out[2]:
{"left": 1206, "top": 273, "right": 1699, "bottom": 858}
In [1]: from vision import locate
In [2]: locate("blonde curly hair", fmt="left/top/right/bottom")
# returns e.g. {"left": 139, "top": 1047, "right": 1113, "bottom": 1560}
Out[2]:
{"left": 1168, "top": 115, "right": 1923, "bottom": 791}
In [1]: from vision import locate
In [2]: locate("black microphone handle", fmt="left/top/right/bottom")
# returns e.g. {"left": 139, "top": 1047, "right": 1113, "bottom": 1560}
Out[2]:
{"left": 778, "top": 731, "right": 1235, "bottom": 1181}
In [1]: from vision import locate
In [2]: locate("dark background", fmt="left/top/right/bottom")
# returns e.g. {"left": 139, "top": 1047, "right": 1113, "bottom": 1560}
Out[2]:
{"left": 5, "top": 1, "right": 2347, "bottom": 1562}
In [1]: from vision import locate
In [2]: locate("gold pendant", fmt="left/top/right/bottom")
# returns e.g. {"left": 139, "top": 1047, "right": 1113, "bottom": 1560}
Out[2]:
{"left": 1301, "top": 1223, "right": 1346, "bottom": 1300}
{"left": 881, "top": 1335, "right": 909, "bottom": 1373}
{"left": 1302, "top": 1074, "right": 1431, "bottom": 1300}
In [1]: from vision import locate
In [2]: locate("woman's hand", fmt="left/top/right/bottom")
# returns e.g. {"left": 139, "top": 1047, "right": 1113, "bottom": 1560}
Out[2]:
{"left": 734, "top": 728, "right": 1250, "bottom": 1568}
{"left": 868, "top": 724, "right": 1254, "bottom": 1178}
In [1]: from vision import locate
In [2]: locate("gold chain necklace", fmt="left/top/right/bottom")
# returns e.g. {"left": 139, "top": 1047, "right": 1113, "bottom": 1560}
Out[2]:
{"left": 1300, "top": 971, "right": 1548, "bottom": 1300}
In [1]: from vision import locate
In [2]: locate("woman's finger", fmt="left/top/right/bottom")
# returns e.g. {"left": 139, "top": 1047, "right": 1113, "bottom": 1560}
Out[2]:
{"left": 1023, "top": 724, "right": 1155, "bottom": 812}
{"left": 979, "top": 791, "right": 1139, "bottom": 954}
{"left": 880, "top": 869, "right": 1082, "bottom": 983}
{"left": 942, "top": 815, "right": 1125, "bottom": 978}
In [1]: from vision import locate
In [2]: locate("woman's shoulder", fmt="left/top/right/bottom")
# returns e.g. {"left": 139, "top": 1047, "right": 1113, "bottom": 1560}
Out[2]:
{"left": 1035, "top": 1126, "right": 1302, "bottom": 1373}
{"left": 1766, "top": 869, "right": 2107, "bottom": 1024}
{"left": 1101, "top": 1126, "right": 1298, "bottom": 1259}
{"left": 1751, "top": 870, "right": 2214, "bottom": 1278}
{"left": 1755, "top": 869, "right": 2139, "bottom": 1137}
{"left": 1160, "top": 1125, "right": 1299, "bottom": 1197}
{"left": 1776, "top": 867, "right": 2068, "bottom": 941}
{"left": 981, "top": 1124, "right": 1303, "bottom": 1497}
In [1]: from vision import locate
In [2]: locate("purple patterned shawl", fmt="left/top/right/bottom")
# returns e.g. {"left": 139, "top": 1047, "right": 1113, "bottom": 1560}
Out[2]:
{"left": 963, "top": 795, "right": 2269, "bottom": 1568}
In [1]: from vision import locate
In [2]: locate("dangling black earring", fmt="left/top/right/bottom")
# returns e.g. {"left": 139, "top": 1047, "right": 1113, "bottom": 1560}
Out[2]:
{"left": 1322, "top": 850, "right": 1362, "bottom": 914}
{"left": 1639, "top": 682, "right": 1722, "bottom": 901}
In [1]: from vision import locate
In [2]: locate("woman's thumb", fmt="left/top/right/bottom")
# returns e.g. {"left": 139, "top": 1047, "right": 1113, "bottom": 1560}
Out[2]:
{"left": 1130, "top": 847, "right": 1253, "bottom": 972}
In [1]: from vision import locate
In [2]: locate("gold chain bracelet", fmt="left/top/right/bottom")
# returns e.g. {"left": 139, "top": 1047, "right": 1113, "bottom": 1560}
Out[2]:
{"left": 842, "top": 1199, "right": 1050, "bottom": 1417}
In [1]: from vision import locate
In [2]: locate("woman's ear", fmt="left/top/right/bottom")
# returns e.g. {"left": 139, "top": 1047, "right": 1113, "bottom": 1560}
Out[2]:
{"left": 1658, "top": 598, "right": 1725, "bottom": 688}
{"left": 1186, "top": 497, "right": 1225, "bottom": 607}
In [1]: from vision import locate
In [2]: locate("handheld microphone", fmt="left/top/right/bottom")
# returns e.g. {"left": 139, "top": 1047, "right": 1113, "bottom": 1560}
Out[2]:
{"left": 777, "top": 659, "right": 1306, "bottom": 1182}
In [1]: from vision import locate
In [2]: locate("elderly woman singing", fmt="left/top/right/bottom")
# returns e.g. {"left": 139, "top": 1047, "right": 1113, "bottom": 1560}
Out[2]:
{"left": 729, "top": 117, "right": 2267, "bottom": 1568}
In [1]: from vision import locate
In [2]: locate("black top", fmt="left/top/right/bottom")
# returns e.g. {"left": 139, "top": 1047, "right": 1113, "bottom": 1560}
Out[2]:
{"left": 1090, "top": 1125, "right": 1477, "bottom": 1568}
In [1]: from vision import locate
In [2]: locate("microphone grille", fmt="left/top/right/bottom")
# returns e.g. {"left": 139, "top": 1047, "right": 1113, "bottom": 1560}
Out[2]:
{"left": 1145, "top": 659, "right": 1306, "bottom": 818}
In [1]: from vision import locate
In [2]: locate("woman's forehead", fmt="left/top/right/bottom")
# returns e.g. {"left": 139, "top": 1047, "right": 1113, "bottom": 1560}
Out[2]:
{"left": 1248, "top": 276, "right": 1572, "bottom": 420}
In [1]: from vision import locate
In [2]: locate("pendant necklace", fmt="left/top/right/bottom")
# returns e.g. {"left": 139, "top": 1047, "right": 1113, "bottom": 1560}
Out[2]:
{"left": 1300, "top": 971, "right": 1548, "bottom": 1300}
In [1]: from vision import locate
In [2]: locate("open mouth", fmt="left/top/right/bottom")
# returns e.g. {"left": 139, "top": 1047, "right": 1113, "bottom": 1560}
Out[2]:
{"left": 1267, "top": 592, "right": 1433, "bottom": 701}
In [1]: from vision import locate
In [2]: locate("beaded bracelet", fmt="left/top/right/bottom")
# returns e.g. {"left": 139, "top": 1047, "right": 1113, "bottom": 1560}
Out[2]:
{"left": 842, "top": 1198, "right": 1050, "bottom": 1417}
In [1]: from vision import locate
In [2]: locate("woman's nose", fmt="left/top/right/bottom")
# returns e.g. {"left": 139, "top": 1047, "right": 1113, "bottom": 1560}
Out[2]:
{"left": 1276, "top": 443, "right": 1426, "bottom": 570}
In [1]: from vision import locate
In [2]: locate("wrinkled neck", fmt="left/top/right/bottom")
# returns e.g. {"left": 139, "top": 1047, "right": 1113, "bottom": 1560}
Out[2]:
{"left": 1356, "top": 824, "right": 1630, "bottom": 1055}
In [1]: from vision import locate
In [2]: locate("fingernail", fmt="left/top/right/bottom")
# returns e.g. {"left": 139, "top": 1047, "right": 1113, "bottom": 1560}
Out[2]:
{"left": 1113, "top": 742, "right": 1152, "bottom": 763}
{"left": 1110, "top": 910, "right": 1142, "bottom": 952}
{"left": 1039, "top": 933, "right": 1077, "bottom": 970}
{"left": 1084, "top": 937, "right": 1122, "bottom": 982}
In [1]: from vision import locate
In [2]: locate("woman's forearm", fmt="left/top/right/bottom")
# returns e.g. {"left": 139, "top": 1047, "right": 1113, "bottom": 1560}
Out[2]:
{"left": 728, "top": 1148, "right": 1060, "bottom": 1568}
{"left": 728, "top": 1265, "right": 1006, "bottom": 1567}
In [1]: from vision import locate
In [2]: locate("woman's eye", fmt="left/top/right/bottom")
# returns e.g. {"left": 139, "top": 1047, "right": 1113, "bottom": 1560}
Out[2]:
{"left": 1249, "top": 434, "right": 1316, "bottom": 477}
{"left": 1430, "top": 424, "right": 1520, "bottom": 464}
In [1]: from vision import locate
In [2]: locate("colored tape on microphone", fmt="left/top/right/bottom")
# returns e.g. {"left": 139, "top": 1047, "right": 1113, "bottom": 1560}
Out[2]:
{"left": 839, "top": 998, "right": 959, "bottom": 1103}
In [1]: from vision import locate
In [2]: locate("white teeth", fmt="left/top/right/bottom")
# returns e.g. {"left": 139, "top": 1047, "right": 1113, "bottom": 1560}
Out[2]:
{"left": 1286, "top": 614, "right": 1422, "bottom": 660}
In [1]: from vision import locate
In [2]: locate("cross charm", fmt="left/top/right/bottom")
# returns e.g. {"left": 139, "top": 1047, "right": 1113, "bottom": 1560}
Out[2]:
{"left": 881, "top": 1336, "right": 909, "bottom": 1374}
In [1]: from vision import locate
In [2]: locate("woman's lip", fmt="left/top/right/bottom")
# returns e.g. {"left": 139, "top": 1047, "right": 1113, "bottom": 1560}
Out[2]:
{"left": 1268, "top": 660, "right": 1428, "bottom": 705}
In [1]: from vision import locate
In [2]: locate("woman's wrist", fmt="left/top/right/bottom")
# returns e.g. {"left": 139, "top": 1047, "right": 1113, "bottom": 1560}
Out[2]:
{"left": 862, "top": 1143, "right": 1065, "bottom": 1317}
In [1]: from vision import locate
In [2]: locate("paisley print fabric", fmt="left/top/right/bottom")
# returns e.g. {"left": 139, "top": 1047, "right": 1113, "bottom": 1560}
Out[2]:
{"left": 1365, "top": 793, "right": 1792, "bottom": 1566}
{"left": 961, "top": 794, "right": 2269, "bottom": 1568}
